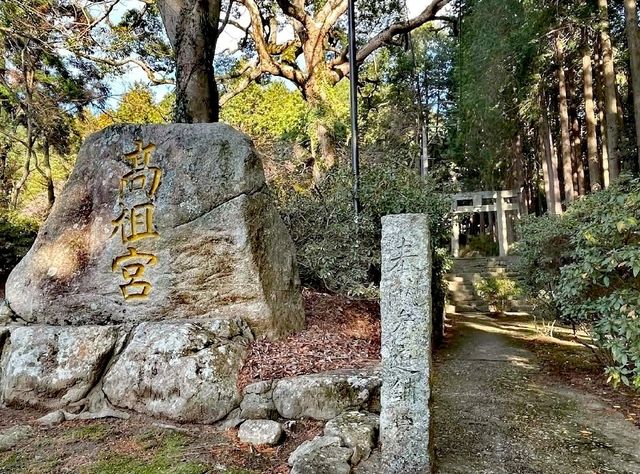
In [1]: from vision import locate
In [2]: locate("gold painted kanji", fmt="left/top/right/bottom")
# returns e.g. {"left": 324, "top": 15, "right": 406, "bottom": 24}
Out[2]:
{"left": 112, "top": 203, "right": 159, "bottom": 244}
{"left": 112, "top": 247, "right": 158, "bottom": 300}
{"left": 111, "top": 140, "right": 162, "bottom": 301}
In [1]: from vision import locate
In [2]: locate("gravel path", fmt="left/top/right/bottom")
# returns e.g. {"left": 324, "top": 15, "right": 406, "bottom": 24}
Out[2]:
{"left": 433, "top": 313, "right": 640, "bottom": 474}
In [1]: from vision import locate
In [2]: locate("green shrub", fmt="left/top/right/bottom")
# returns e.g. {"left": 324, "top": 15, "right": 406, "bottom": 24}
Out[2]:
{"left": 277, "top": 158, "right": 451, "bottom": 297}
{"left": 516, "top": 174, "right": 640, "bottom": 389}
{"left": 463, "top": 234, "right": 499, "bottom": 257}
{"left": 474, "top": 275, "right": 520, "bottom": 313}
{"left": 0, "top": 212, "right": 38, "bottom": 280}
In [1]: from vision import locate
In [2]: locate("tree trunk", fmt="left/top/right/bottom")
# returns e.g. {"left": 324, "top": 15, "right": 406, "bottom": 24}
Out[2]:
{"left": 599, "top": 109, "right": 611, "bottom": 188}
{"left": 540, "top": 95, "right": 563, "bottom": 215}
{"left": 12, "top": 69, "right": 35, "bottom": 208}
{"left": 555, "top": 37, "right": 575, "bottom": 204}
{"left": 539, "top": 129, "right": 554, "bottom": 213}
{"left": 305, "top": 75, "right": 339, "bottom": 184}
{"left": 42, "top": 138, "right": 55, "bottom": 210}
{"left": 0, "top": 143, "right": 9, "bottom": 208}
{"left": 625, "top": 0, "right": 640, "bottom": 169}
{"left": 572, "top": 114, "right": 586, "bottom": 195}
{"left": 599, "top": 0, "right": 621, "bottom": 180}
{"left": 312, "top": 122, "right": 337, "bottom": 183}
{"left": 583, "top": 46, "right": 602, "bottom": 191}
{"left": 158, "top": 0, "right": 221, "bottom": 123}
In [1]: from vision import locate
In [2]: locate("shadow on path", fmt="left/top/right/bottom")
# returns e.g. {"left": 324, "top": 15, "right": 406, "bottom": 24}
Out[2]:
{"left": 433, "top": 313, "right": 640, "bottom": 474}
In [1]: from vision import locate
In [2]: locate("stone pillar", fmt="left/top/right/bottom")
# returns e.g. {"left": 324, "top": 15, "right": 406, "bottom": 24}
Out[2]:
{"left": 496, "top": 192, "right": 509, "bottom": 257}
{"left": 380, "top": 214, "right": 433, "bottom": 473}
{"left": 451, "top": 214, "right": 460, "bottom": 258}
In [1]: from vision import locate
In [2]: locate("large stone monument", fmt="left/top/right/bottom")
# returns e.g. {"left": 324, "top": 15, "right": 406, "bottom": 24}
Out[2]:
{"left": 1, "top": 123, "right": 304, "bottom": 421}
{"left": 380, "top": 214, "right": 433, "bottom": 473}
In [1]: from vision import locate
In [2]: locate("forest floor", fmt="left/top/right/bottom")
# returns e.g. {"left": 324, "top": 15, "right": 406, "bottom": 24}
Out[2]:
{"left": 0, "top": 296, "right": 639, "bottom": 473}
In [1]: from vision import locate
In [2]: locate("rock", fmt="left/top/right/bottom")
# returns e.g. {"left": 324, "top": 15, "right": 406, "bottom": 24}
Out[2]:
{"left": 288, "top": 436, "right": 352, "bottom": 474}
{"left": 272, "top": 369, "right": 381, "bottom": 421}
{"left": 102, "top": 319, "right": 252, "bottom": 423}
{"left": 220, "top": 408, "right": 244, "bottom": 429}
{"left": 0, "top": 326, "right": 119, "bottom": 409}
{"left": 152, "top": 422, "right": 191, "bottom": 434}
{"left": 37, "top": 410, "right": 66, "bottom": 426}
{"left": 66, "top": 407, "right": 130, "bottom": 421}
{"left": 353, "top": 450, "right": 381, "bottom": 474}
{"left": 240, "top": 380, "right": 277, "bottom": 420}
{"left": 380, "top": 214, "right": 433, "bottom": 473}
{"left": 237, "top": 420, "right": 283, "bottom": 446}
{"left": 5, "top": 123, "right": 304, "bottom": 339}
{"left": 0, "top": 425, "right": 33, "bottom": 451}
{"left": 243, "top": 380, "right": 272, "bottom": 394}
{"left": 324, "top": 411, "right": 379, "bottom": 465}
{"left": 0, "top": 300, "right": 14, "bottom": 325}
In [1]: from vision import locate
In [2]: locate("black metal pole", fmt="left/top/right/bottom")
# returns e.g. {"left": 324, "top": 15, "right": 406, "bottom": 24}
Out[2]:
{"left": 348, "top": 0, "right": 361, "bottom": 216}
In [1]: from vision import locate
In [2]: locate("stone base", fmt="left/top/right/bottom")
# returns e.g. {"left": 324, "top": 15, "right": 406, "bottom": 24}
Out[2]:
{"left": 0, "top": 319, "right": 253, "bottom": 423}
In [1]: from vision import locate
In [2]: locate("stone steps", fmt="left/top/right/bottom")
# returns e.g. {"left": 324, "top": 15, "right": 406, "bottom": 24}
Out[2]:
{"left": 446, "top": 256, "right": 530, "bottom": 314}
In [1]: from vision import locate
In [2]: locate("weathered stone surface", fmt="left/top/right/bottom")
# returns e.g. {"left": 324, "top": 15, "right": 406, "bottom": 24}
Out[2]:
{"left": 288, "top": 436, "right": 352, "bottom": 474}
{"left": 0, "top": 425, "right": 33, "bottom": 451}
{"left": 244, "top": 380, "right": 272, "bottom": 395}
{"left": 324, "top": 411, "right": 379, "bottom": 465}
{"left": 353, "top": 450, "right": 381, "bottom": 474}
{"left": 240, "top": 393, "right": 277, "bottom": 420}
{"left": 0, "top": 300, "right": 14, "bottom": 325}
{"left": 221, "top": 408, "right": 244, "bottom": 429}
{"left": 272, "top": 369, "right": 381, "bottom": 421}
{"left": 37, "top": 410, "right": 66, "bottom": 426}
{"left": 0, "top": 326, "right": 119, "bottom": 409}
{"left": 240, "top": 380, "right": 277, "bottom": 420}
{"left": 102, "top": 319, "right": 252, "bottom": 423}
{"left": 5, "top": 123, "right": 304, "bottom": 338}
{"left": 380, "top": 214, "right": 433, "bottom": 473}
{"left": 237, "top": 420, "right": 283, "bottom": 446}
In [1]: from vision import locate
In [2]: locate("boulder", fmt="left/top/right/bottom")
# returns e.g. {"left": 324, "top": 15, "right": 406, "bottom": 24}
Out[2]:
{"left": 240, "top": 380, "right": 278, "bottom": 420}
{"left": 272, "top": 369, "right": 381, "bottom": 421}
{"left": 288, "top": 436, "right": 353, "bottom": 474}
{"left": 0, "top": 326, "right": 119, "bottom": 409}
{"left": 37, "top": 410, "right": 66, "bottom": 426}
{"left": 237, "top": 420, "right": 283, "bottom": 446}
{"left": 102, "top": 319, "right": 252, "bottom": 423}
{"left": 0, "top": 425, "right": 33, "bottom": 451}
{"left": 324, "top": 411, "right": 379, "bottom": 465}
{"left": 5, "top": 123, "right": 304, "bottom": 338}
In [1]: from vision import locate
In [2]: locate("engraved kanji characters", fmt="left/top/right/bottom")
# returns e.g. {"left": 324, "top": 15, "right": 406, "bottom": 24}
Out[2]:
{"left": 111, "top": 140, "right": 162, "bottom": 301}
{"left": 112, "top": 247, "right": 158, "bottom": 300}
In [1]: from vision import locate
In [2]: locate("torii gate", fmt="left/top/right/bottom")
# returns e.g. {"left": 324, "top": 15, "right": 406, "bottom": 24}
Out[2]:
{"left": 451, "top": 190, "right": 526, "bottom": 258}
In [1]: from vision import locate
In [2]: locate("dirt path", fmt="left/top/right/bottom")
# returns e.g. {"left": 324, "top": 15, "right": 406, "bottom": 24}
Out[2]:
{"left": 433, "top": 313, "right": 640, "bottom": 474}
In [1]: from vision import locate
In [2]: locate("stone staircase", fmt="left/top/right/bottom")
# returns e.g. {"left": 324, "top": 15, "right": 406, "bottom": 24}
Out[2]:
{"left": 446, "top": 256, "right": 532, "bottom": 314}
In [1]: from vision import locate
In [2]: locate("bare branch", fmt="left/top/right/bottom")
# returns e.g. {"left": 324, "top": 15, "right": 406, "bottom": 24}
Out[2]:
{"left": 80, "top": 54, "right": 174, "bottom": 85}
{"left": 333, "top": 0, "right": 452, "bottom": 79}
{"left": 219, "top": 0, "right": 235, "bottom": 34}
{"left": 220, "top": 66, "right": 263, "bottom": 104}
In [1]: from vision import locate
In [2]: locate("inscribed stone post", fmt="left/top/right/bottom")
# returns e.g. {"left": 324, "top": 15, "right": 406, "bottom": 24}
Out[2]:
{"left": 380, "top": 214, "right": 433, "bottom": 473}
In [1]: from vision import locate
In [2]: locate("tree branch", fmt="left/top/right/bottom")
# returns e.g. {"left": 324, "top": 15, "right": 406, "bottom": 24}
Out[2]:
{"left": 238, "top": 0, "right": 304, "bottom": 85}
{"left": 275, "top": 0, "right": 308, "bottom": 25}
{"left": 220, "top": 66, "right": 263, "bottom": 105}
{"left": 79, "top": 54, "right": 174, "bottom": 85}
{"left": 333, "top": 0, "right": 452, "bottom": 79}
{"left": 219, "top": 0, "right": 235, "bottom": 34}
